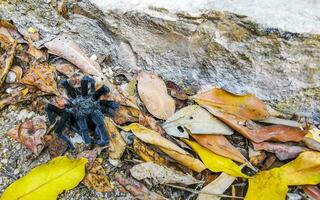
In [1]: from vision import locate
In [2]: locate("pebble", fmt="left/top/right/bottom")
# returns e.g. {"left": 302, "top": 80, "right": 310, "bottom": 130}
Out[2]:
{"left": 1, "top": 159, "right": 8, "bottom": 164}
{"left": 5, "top": 71, "right": 17, "bottom": 83}
{"left": 13, "top": 169, "right": 20, "bottom": 175}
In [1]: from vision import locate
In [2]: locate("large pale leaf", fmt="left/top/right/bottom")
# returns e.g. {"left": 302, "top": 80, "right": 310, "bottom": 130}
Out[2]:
{"left": 245, "top": 151, "right": 320, "bottom": 200}
{"left": 123, "top": 123, "right": 206, "bottom": 172}
{"left": 194, "top": 88, "right": 268, "bottom": 120}
{"left": 1, "top": 156, "right": 87, "bottom": 200}
{"left": 182, "top": 139, "right": 249, "bottom": 178}
{"left": 44, "top": 34, "right": 103, "bottom": 77}
{"left": 163, "top": 105, "right": 233, "bottom": 138}
{"left": 204, "top": 106, "right": 307, "bottom": 143}
{"left": 137, "top": 71, "right": 175, "bottom": 120}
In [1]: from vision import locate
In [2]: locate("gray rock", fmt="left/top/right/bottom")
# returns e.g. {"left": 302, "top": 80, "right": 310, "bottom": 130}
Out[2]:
{"left": 0, "top": 0, "right": 319, "bottom": 124}
{"left": 5, "top": 71, "right": 16, "bottom": 83}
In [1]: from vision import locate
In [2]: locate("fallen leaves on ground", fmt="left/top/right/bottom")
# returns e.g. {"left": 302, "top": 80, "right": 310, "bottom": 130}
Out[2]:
{"left": 133, "top": 138, "right": 167, "bottom": 165}
{"left": 163, "top": 105, "right": 233, "bottom": 138}
{"left": 82, "top": 158, "right": 113, "bottom": 192}
{"left": 0, "top": 87, "right": 30, "bottom": 110}
{"left": 115, "top": 173, "right": 167, "bottom": 200}
{"left": 204, "top": 106, "right": 307, "bottom": 143}
{"left": 113, "top": 105, "right": 140, "bottom": 124}
{"left": 44, "top": 34, "right": 103, "bottom": 77}
{"left": 197, "top": 172, "right": 236, "bottom": 200}
{"left": 302, "top": 185, "right": 320, "bottom": 200}
{"left": 182, "top": 139, "right": 249, "bottom": 178}
{"left": 0, "top": 156, "right": 87, "bottom": 200}
{"left": 44, "top": 135, "right": 68, "bottom": 158}
{"left": 0, "top": 42, "right": 16, "bottom": 87}
{"left": 21, "top": 64, "right": 59, "bottom": 95}
{"left": 303, "top": 127, "right": 320, "bottom": 151}
{"left": 165, "top": 80, "right": 188, "bottom": 100}
{"left": 245, "top": 151, "right": 320, "bottom": 200}
{"left": 137, "top": 71, "right": 175, "bottom": 120}
{"left": 105, "top": 118, "right": 126, "bottom": 159}
{"left": 194, "top": 88, "right": 268, "bottom": 120}
{"left": 6, "top": 116, "right": 47, "bottom": 155}
{"left": 130, "top": 162, "right": 199, "bottom": 185}
{"left": 248, "top": 147, "right": 267, "bottom": 166}
{"left": 252, "top": 142, "right": 309, "bottom": 160}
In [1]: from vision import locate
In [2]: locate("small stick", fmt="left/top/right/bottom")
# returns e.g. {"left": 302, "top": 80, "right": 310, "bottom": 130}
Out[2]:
{"left": 165, "top": 183, "right": 244, "bottom": 199}
{"left": 0, "top": 42, "right": 17, "bottom": 87}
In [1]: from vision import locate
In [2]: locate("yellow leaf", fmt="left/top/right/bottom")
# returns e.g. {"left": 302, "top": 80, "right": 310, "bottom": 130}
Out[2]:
{"left": 1, "top": 156, "right": 87, "bottom": 200}
{"left": 182, "top": 139, "right": 249, "bottom": 178}
{"left": 245, "top": 151, "right": 320, "bottom": 200}
{"left": 105, "top": 118, "right": 126, "bottom": 159}
{"left": 133, "top": 138, "right": 167, "bottom": 165}
{"left": 194, "top": 88, "right": 268, "bottom": 120}
{"left": 123, "top": 123, "right": 206, "bottom": 172}
{"left": 305, "top": 127, "right": 320, "bottom": 143}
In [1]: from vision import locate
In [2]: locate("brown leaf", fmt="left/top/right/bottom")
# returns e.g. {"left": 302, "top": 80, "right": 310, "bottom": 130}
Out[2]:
{"left": 77, "top": 147, "right": 102, "bottom": 169}
{"left": 0, "top": 42, "right": 16, "bottom": 87}
{"left": 204, "top": 106, "right": 307, "bottom": 143}
{"left": 139, "top": 113, "right": 165, "bottom": 135}
{"left": 21, "top": 64, "right": 59, "bottom": 95}
{"left": 191, "top": 134, "right": 248, "bottom": 164}
{"left": 6, "top": 116, "right": 46, "bottom": 155}
{"left": 83, "top": 158, "right": 113, "bottom": 192}
{"left": 113, "top": 105, "right": 140, "bottom": 125}
{"left": 248, "top": 147, "right": 267, "bottom": 166}
{"left": 10, "top": 65, "right": 23, "bottom": 82}
{"left": 302, "top": 185, "right": 320, "bottom": 200}
{"left": 27, "top": 42, "right": 46, "bottom": 60}
{"left": 137, "top": 71, "right": 175, "bottom": 120}
{"left": 0, "top": 87, "right": 29, "bottom": 110}
{"left": 114, "top": 173, "right": 167, "bottom": 200}
{"left": 105, "top": 118, "right": 126, "bottom": 159}
{"left": 44, "top": 34, "right": 103, "bottom": 77}
{"left": 133, "top": 138, "right": 167, "bottom": 165}
{"left": 44, "top": 135, "right": 68, "bottom": 158}
{"left": 252, "top": 142, "right": 309, "bottom": 160}
{"left": 194, "top": 88, "right": 268, "bottom": 120}
{"left": 165, "top": 80, "right": 188, "bottom": 100}
{"left": 54, "top": 61, "right": 76, "bottom": 78}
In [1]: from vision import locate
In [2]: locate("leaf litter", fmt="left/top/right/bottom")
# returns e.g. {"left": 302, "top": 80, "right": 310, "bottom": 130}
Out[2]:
{"left": 0, "top": 21, "right": 319, "bottom": 200}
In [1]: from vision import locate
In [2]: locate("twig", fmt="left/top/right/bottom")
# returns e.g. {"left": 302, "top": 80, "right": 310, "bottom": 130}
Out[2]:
{"left": 0, "top": 42, "right": 17, "bottom": 87}
{"left": 165, "top": 183, "right": 244, "bottom": 199}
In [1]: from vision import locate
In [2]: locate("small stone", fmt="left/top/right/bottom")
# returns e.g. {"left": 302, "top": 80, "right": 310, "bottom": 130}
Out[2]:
{"left": 13, "top": 169, "right": 20, "bottom": 175}
{"left": 1, "top": 159, "right": 8, "bottom": 164}
{"left": 5, "top": 71, "right": 17, "bottom": 83}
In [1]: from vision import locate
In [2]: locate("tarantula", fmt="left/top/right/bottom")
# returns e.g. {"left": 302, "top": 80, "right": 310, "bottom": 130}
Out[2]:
{"left": 46, "top": 76, "right": 119, "bottom": 149}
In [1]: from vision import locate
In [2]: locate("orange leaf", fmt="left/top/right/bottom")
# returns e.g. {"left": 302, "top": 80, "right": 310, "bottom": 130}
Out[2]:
{"left": 194, "top": 88, "right": 268, "bottom": 120}
{"left": 302, "top": 185, "right": 320, "bottom": 200}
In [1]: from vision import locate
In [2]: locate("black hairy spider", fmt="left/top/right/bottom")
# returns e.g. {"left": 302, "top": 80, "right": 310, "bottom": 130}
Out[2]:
{"left": 46, "top": 76, "right": 119, "bottom": 149}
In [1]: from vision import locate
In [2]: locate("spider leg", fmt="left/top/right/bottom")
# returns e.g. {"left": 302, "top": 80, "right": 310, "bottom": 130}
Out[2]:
{"left": 54, "top": 113, "right": 74, "bottom": 150}
{"left": 45, "top": 103, "right": 63, "bottom": 123}
{"left": 92, "top": 110, "right": 109, "bottom": 146}
{"left": 76, "top": 116, "right": 92, "bottom": 145}
{"left": 93, "top": 85, "right": 110, "bottom": 100}
{"left": 61, "top": 80, "right": 79, "bottom": 99}
{"left": 81, "top": 76, "right": 95, "bottom": 96}
{"left": 99, "top": 100, "right": 119, "bottom": 117}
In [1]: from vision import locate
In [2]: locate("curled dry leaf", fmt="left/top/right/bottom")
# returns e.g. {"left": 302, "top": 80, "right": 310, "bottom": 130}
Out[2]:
{"left": 245, "top": 151, "right": 320, "bottom": 200}
{"left": 302, "top": 185, "right": 320, "bottom": 200}
{"left": 194, "top": 88, "right": 268, "bottom": 120}
{"left": 1, "top": 156, "right": 87, "bottom": 200}
{"left": 137, "top": 71, "right": 175, "bottom": 120}
{"left": 197, "top": 172, "right": 236, "bottom": 200}
{"left": 163, "top": 105, "right": 233, "bottom": 138}
{"left": 252, "top": 142, "right": 309, "bottom": 160}
{"left": 133, "top": 138, "right": 167, "bottom": 165}
{"left": 114, "top": 173, "right": 167, "bottom": 200}
{"left": 105, "top": 117, "right": 126, "bottom": 159}
{"left": 130, "top": 162, "right": 199, "bottom": 185}
{"left": 165, "top": 80, "right": 188, "bottom": 100}
{"left": 44, "top": 34, "right": 103, "bottom": 77}
{"left": 82, "top": 158, "right": 113, "bottom": 192}
{"left": 204, "top": 106, "right": 307, "bottom": 143}
{"left": 123, "top": 123, "right": 206, "bottom": 172}
{"left": 21, "top": 64, "right": 59, "bottom": 95}
{"left": 303, "top": 127, "right": 320, "bottom": 151}
{"left": 6, "top": 116, "right": 46, "bottom": 155}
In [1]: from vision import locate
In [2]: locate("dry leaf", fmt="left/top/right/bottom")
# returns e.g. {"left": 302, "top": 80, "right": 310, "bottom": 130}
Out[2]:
{"left": 191, "top": 134, "right": 248, "bottom": 164}
{"left": 115, "top": 173, "right": 167, "bottom": 200}
{"left": 1, "top": 156, "right": 87, "bottom": 200}
{"left": 27, "top": 42, "right": 46, "bottom": 60}
{"left": 259, "top": 116, "right": 301, "bottom": 128}
{"left": 21, "top": 64, "right": 59, "bottom": 95}
{"left": 248, "top": 147, "right": 267, "bottom": 166}
{"left": 182, "top": 139, "right": 249, "bottom": 178}
{"left": 9, "top": 65, "right": 23, "bottom": 82}
{"left": 303, "top": 127, "right": 320, "bottom": 151}
{"left": 123, "top": 123, "right": 206, "bottom": 172}
{"left": 197, "top": 172, "right": 236, "bottom": 200}
{"left": 165, "top": 80, "right": 188, "bottom": 100}
{"left": 105, "top": 118, "right": 126, "bottom": 159}
{"left": 6, "top": 116, "right": 46, "bottom": 155}
{"left": 0, "top": 42, "right": 16, "bottom": 87}
{"left": 163, "top": 105, "right": 233, "bottom": 138}
{"left": 113, "top": 105, "right": 140, "bottom": 125}
{"left": 54, "top": 61, "right": 76, "bottom": 78}
{"left": 302, "top": 185, "right": 320, "bottom": 200}
{"left": 194, "top": 88, "right": 268, "bottom": 120}
{"left": 252, "top": 142, "right": 309, "bottom": 160}
{"left": 245, "top": 151, "right": 320, "bottom": 200}
{"left": 139, "top": 113, "right": 165, "bottom": 135}
{"left": 44, "top": 135, "right": 68, "bottom": 158}
{"left": 133, "top": 138, "right": 167, "bottom": 165}
{"left": 83, "top": 158, "right": 113, "bottom": 192}
{"left": 77, "top": 147, "right": 102, "bottom": 169}
{"left": 130, "top": 162, "right": 199, "bottom": 185}
{"left": 0, "top": 87, "right": 30, "bottom": 110}
{"left": 137, "top": 71, "right": 175, "bottom": 120}
{"left": 204, "top": 106, "right": 307, "bottom": 143}
{"left": 44, "top": 34, "right": 103, "bottom": 77}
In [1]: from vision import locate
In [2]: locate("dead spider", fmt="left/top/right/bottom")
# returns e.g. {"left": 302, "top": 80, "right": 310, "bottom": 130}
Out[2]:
{"left": 45, "top": 76, "right": 119, "bottom": 149}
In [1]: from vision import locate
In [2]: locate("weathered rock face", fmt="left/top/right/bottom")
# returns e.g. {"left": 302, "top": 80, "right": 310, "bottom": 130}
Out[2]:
{"left": 0, "top": 0, "right": 319, "bottom": 123}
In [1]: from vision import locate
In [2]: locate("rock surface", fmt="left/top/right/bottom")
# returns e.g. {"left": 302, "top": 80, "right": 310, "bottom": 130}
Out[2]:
{"left": 0, "top": 0, "right": 319, "bottom": 124}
